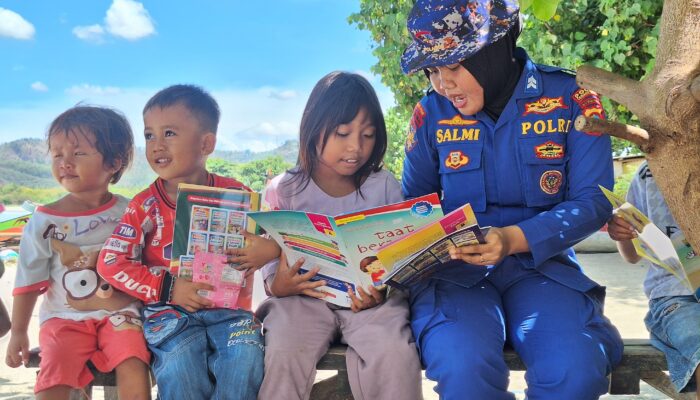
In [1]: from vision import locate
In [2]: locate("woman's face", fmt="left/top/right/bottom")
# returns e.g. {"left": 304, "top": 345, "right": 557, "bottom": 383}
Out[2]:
{"left": 427, "top": 64, "right": 484, "bottom": 115}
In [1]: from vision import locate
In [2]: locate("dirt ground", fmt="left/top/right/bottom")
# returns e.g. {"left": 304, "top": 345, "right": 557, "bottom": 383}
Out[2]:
{"left": 0, "top": 252, "right": 675, "bottom": 399}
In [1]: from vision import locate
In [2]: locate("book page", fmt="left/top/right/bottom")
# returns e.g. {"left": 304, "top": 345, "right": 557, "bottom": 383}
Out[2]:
{"left": 599, "top": 185, "right": 693, "bottom": 292}
{"left": 376, "top": 202, "right": 479, "bottom": 277}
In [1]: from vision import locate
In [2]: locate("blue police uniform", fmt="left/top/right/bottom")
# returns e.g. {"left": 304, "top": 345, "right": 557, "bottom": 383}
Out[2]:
{"left": 402, "top": 49, "right": 624, "bottom": 400}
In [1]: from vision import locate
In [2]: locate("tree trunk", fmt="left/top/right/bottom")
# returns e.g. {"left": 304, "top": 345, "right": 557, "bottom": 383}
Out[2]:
{"left": 576, "top": 0, "right": 700, "bottom": 255}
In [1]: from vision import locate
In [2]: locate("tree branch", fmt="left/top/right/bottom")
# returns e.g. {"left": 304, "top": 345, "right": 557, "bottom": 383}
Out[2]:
{"left": 574, "top": 116, "right": 651, "bottom": 151}
{"left": 576, "top": 65, "right": 646, "bottom": 117}
{"left": 691, "top": 75, "right": 700, "bottom": 102}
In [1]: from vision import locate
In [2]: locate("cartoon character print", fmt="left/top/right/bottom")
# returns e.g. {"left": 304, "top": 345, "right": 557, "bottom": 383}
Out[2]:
{"left": 52, "top": 239, "right": 135, "bottom": 312}
{"left": 108, "top": 312, "right": 144, "bottom": 331}
{"left": 360, "top": 256, "right": 387, "bottom": 289}
{"left": 143, "top": 307, "right": 186, "bottom": 346}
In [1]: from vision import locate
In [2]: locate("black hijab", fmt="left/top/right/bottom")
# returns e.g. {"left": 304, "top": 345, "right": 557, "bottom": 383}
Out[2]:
{"left": 460, "top": 22, "right": 522, "bottom": 121}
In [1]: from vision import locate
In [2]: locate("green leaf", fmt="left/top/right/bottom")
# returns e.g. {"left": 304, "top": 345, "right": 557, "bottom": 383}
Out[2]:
{"left": 531, "top": 0, "right": 560, "bottom": 20}
{"left": 574, "top": 31, "right": 586, "bottom": 41}
{"left": 613, "top": 53, "right": 626, "bottom": 65}
{"left": 520, "top": 0, "right": 534, "bottom": 11}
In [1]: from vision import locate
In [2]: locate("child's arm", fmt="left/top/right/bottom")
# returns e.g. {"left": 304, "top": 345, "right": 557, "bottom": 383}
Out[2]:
{"left": 97, "top": 202, "right": 172, "bottom": 304}
{"left": 5, "top": 292, "right": 39, "bottom": 367}
{"left": 269, "top": 253, "right": 327, "bottom": 299}
{"left": 226, "top": 231, "right": 281, "bottom": 277}
{"left": 607, "top": 214, "right": 641, "bottom": 264}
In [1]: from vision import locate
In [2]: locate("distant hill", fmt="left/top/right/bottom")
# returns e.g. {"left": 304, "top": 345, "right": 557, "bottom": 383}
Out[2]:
{"left": 0, "top": 138, "right": 298, "bottom": 189}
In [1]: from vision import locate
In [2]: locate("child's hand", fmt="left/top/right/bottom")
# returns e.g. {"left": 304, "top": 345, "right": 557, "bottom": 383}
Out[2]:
{"left": 348, "top": 285, "right": 385, "bottom": 313}
{"left": 227, "top": 232, "right": 281, "bottom": 277}
{"left": 5, "top": 331, "right": 30, "bottom": 368}
{"left": 169, "top": 278, "right": 214, "bottom": 312}
{"left": 270, "top": 253, "right": 327, "bottom": 299}
{"left": 607, "top": 214, "right": 637, "bottom": 242}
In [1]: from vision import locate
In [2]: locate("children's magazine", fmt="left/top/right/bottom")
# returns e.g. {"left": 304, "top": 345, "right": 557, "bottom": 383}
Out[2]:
{"left": 170, "top": 184, "right": 260, "bottom": 308}
{"left": 600, "top": 185, "right": 700, "bottom": 299}
{"left": 376, "top": 202, "right": 487, "bottom": 290}
{"left": 192, "top": 252, "right": 244, "bottom": 309}
{"left": 247, "top": 194, "right": 443, "bottom": 307}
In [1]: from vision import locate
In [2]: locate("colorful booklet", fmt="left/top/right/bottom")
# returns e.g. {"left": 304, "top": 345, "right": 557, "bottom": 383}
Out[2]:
{"left": 600, "top": 185, "right": 700, "bottom": 298}
{"left": 170, "top": 184, "right": 260, "bottom": 285}
{"left": 191, "top": 252, "right": 244, "bottom": 309}
{"left": 376, "top": 202, "right": 487, "bottom": 290}
{"left": 247, "top": 193, "right": 444, "bottom": 307}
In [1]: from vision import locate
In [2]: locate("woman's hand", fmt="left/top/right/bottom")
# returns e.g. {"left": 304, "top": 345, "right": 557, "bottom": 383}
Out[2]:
{"left": 448, "top": 225, "right": 528, "bottom": 266}
{"left": 227, "top": 232, "right": 281, "bottom": 277}
{"left": 169, "top": 278, "right": 214, "bottom": 312}
{"left": 270, "top": 253, "right": 327, "bottom": 299}
{"left": 348, "top": 285, "right": 385, "bottom": 313}
{"left": 607, "top": 214, "right": 637, "bottom": 242}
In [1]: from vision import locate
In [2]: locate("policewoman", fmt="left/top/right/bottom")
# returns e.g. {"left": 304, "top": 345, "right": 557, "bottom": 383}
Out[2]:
{"left": 400, "top": 1, "right": 623, "bottom": 399}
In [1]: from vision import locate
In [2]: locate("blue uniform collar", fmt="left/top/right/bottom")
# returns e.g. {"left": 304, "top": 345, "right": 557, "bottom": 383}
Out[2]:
{"left": 511, "top": 48, "right": 542, "bottom": 100}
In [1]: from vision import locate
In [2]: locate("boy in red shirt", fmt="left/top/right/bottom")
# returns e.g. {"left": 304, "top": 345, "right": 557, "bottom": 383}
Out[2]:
{"left": 97, "top": 85, "right": 265, "bottom": 400}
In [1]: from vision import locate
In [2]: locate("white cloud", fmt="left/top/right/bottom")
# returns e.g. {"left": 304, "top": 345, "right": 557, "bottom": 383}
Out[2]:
{"left": 30, "top": 82, "right": 48, "bottom": 92}
{"left": 105, "top": 0, "right": 155, "bottom": 40}
{"left": 65, "top": 84, "right": 123, "bottom": 96}
{"left": 72, "top": 24, "right": 105, "bottom": 43}
{"left": 0, "top": 7, "right": 35, "bottom": 40}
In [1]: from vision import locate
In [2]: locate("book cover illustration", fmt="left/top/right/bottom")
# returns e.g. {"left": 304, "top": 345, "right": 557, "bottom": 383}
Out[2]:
{"left": 170, "top": 184, "right": 260, "bottom": 284}
{"left": 192, "top": 251, "right": 244, "bottom": 309}
{"left": 377, "top": 203, "right": 487, "bottom": 289}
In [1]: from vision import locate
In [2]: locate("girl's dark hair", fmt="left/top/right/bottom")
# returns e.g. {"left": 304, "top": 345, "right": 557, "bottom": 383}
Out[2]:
{"left": 290, "top": 71, "right": 387, "bottom": 195}
{"left": 47, "top": 105, "right": 134, "bottom": 184}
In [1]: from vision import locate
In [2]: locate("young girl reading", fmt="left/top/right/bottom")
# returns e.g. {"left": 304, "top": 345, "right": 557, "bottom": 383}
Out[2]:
{"left": 256, "top": 71, "right": 422, "bottom": 400}
{"left": 5, "top": 106, "right": 151, "bottom": 400}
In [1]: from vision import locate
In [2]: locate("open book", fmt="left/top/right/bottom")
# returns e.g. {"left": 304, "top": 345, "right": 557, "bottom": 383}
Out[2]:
{"left": 247, "top": 194, "right": 444, "bottom": 307}
{"left": 601, "top": 185, "right": 700, "bottom": 298}
{"left": 170, "top": 183, "right": 261, "bottom": 308}
{"left": 377, "top": 202, "right": 487, "bottom": 290}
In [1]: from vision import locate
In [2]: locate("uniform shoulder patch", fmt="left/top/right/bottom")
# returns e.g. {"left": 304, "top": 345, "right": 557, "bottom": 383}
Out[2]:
{"left": 572, "top": 87, "right": 606, "bottom": 136}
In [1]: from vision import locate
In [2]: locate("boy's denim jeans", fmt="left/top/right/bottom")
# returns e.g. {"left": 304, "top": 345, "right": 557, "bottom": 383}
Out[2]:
{"left": 645, "top": 295, "right": 700, "bottom": 392}
{"left": 143, "top": 305, "right": 264, "bottom": 400}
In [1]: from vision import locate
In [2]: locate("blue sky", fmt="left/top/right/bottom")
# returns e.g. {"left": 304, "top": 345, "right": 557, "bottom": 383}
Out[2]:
{"left": 0, "top": 0, "right": 394, "bottom": 152}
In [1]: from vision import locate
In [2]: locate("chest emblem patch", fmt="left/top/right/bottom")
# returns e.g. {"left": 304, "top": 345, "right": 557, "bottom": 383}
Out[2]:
{"left": 523, "top": 96, "right": 568, "bottom": 116}
{"left": 437, "top": 115, "right": 479, "bottom": 126}
{"left": 540, "top": 170, "right": 563, "bottom": 195}
{"left": 534, "top": 141, "right": 565, "bottom": 159}
{"left": 444, "top": 151, "right": 469, "bottom": 170}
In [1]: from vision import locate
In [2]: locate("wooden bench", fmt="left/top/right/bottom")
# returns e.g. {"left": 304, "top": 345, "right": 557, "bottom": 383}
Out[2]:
{"left": 28, "top": 339, "right": 693, "bottom": 400}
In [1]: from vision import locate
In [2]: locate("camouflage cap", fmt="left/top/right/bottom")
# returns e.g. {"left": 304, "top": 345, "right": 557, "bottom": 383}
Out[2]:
{"left": 401, "top": 0, "right": 520, "bottom": 74}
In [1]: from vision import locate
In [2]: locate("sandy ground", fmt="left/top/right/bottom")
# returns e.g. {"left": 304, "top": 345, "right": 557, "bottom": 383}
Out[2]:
{"left": 0, "top": 252, "right": 674, "bottom": 399}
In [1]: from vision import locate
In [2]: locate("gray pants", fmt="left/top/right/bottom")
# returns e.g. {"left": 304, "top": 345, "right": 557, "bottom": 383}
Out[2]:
{"left": 256, "top": 293, "right": 423, "bottom": 400}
